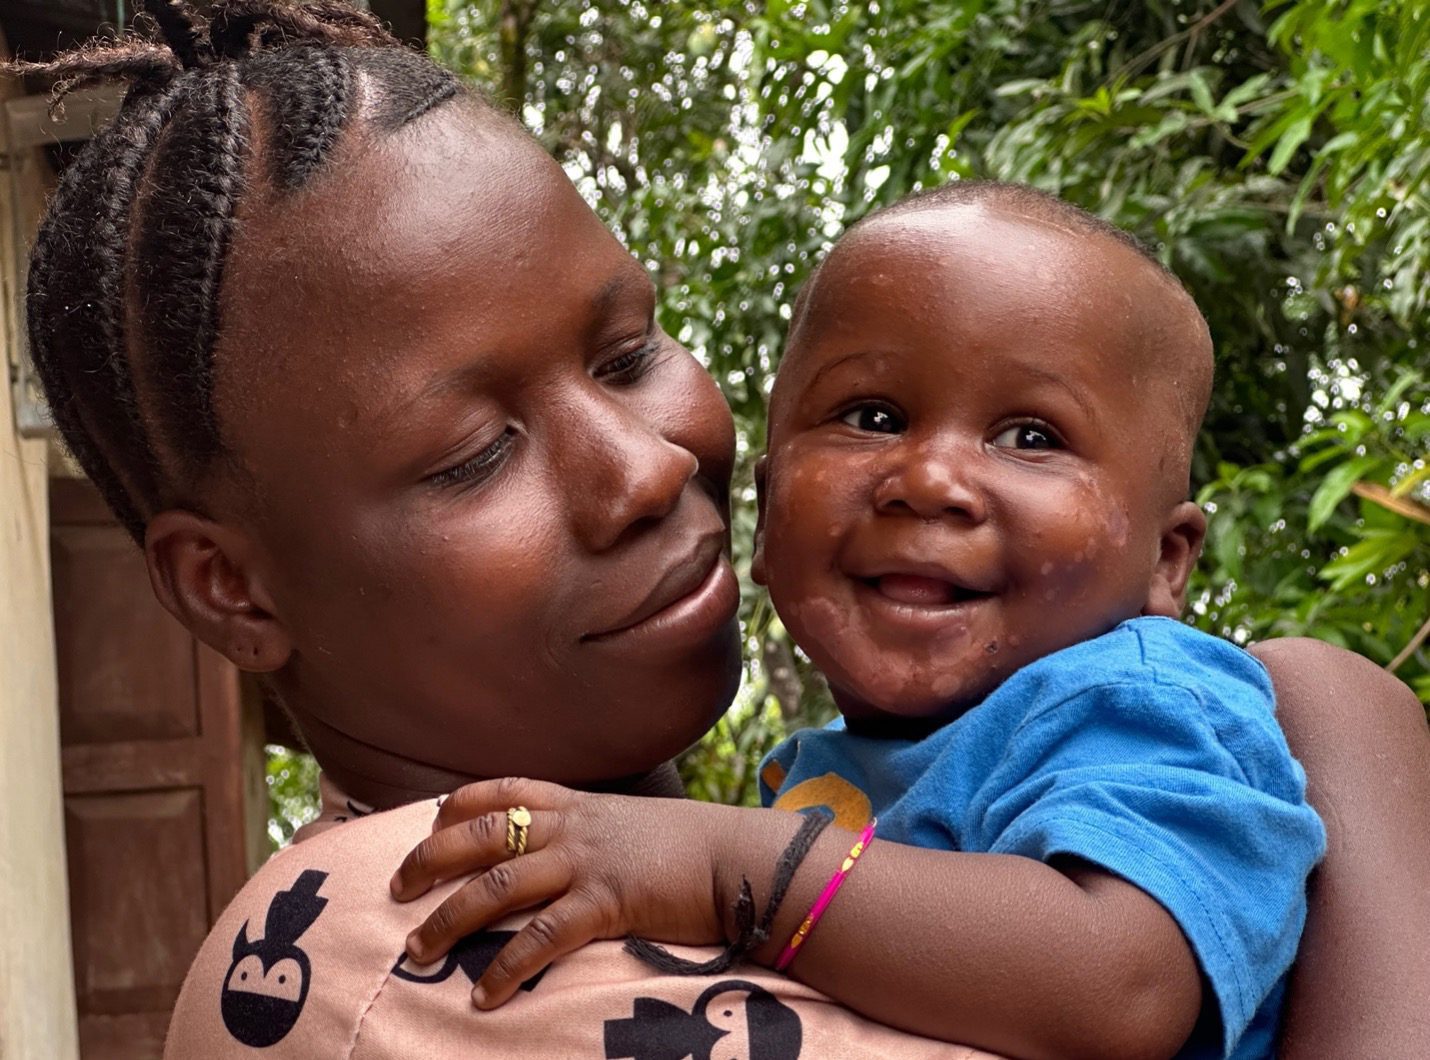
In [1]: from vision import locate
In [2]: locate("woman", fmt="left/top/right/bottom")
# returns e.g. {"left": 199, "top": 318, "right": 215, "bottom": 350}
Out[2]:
{"left": 14, "top": 3, "right": 1427, "bottom": 1056}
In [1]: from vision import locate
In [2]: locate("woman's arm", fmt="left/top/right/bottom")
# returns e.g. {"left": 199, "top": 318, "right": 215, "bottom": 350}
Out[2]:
{"left": 1251, "top": 638, "right": 1430, "bottom": 1057}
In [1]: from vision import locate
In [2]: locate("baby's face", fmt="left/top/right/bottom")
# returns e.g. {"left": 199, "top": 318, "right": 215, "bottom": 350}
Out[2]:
{"left": 756, "top": 204, "right": 1196, "bottom": 723}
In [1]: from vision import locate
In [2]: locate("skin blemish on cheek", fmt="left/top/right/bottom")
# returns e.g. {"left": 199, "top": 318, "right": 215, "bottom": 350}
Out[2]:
{"left": 1107, "top": 506, "right": 1131, "bottom": 547}
{"left": 337, "top": 402, "right": 360, "bottom": 430}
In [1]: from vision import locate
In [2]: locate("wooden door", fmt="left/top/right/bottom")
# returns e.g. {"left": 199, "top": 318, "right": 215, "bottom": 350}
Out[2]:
{"left": 51, "top": 478, "right": 264, "bottom": 1058}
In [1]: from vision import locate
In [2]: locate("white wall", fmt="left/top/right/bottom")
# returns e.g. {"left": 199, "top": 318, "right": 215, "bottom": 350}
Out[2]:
{"left": 0, "top": 32, "right": 80, "bottom": 1057}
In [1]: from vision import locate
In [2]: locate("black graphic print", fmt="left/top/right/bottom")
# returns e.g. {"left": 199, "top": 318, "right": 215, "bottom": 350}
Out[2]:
{"left": 331, "top": 798, "right": 374, "bottom": 825}
{"left": 221, "top": 869, "right": 329, "bottom": 1047}
{"left": 604, "top": 979, "right": 803, "bottom": 1060}
{"left": 391, "top": 930, "right": 548, "bottom": 993}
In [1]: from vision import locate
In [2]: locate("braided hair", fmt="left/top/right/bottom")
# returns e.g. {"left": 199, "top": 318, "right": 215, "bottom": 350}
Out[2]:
{"left": 9, "top": 0, "right": 464, "bottom": 541}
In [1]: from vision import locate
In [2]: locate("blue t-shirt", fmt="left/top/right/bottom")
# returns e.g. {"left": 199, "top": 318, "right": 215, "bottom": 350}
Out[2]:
{"left": 759, "top": 617, "right": 1325, "bottom": 1060}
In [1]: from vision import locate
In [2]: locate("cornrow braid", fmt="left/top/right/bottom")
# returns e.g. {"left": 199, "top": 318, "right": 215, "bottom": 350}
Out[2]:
{"left": 7, "top": 0, "right": 467, "bottom": 542}
{"left": 26, "top": 79, "right": 189, "bottom": 535}
{"left": 130, "top": 63, "right": 249, "bottom": 472}
{"left": 6, "top": 35, "right": 181, "bottom": 104}
{"left": 241, "top": 44, "right": 350, "bottom": 189}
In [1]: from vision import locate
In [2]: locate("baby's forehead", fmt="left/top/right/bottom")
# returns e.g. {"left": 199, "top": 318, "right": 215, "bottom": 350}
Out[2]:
{"left": 777, "top": 200, "right": 1211, "bottom": 468}
{"left": 824, "top": 200, "right": 1153, "bottom": 296}
{"left": 800, "top": 202, "right": 1204, "bottom": 382}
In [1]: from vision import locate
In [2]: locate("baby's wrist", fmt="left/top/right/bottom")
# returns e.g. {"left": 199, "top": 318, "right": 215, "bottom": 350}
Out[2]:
{"left": 705, "top": 808, "right": 754, "bottom": 945}
{"left": 707, "top": 808, "right": 834, "bottom": 961}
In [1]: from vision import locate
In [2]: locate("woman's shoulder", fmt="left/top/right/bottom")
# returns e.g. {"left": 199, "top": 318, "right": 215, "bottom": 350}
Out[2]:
{"left": 162, "top": 798, "right": 442, "bottom": 1056}
{"left": 166, "top": 796, "right": 1002, "bottom": 1059}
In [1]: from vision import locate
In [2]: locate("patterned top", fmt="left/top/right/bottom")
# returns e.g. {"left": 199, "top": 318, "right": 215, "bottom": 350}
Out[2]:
{"left": 164, "top": 776, "right": 1000, "bottom": 1059}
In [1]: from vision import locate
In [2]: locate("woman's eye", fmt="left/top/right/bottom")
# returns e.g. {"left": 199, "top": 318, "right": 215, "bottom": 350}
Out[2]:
{"left": 839, "top": 404, "right": 905, "bottom": 434}
{"left": 992, "top": 423, "right": 1061, "bottom": 450}
{"left": 427, "top": 428, "right": 515, "bottom": 489}
{"left": 597, "top": 337, "right": 658, "bottom": 382}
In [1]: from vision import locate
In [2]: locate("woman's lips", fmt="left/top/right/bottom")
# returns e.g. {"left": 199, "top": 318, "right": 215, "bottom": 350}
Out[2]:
{"left": 584, "top": 540, "right": 739, "bottom": 651}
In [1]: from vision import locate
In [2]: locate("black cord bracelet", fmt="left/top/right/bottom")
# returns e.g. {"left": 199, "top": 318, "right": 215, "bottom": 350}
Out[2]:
{"left": 625, "top": 809, "right": 833, "bottom": 975}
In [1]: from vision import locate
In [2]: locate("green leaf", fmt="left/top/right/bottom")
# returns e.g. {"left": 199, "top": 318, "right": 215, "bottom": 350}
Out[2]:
{"left": 1308, "top": 455, "right": 1381, "bottom": 531}
{"left": 1268, "top": 113, "right": 1315, "bottom": 175}
{"left": 1189, "top": 71, "right": 1216, "bottom": 116}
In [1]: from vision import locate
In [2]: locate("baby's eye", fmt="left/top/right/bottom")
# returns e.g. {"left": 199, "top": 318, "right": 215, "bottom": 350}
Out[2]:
{"left": 840, "top": 403, "right": 906, "bottom": 434}
{"left": 992, "top": 423, "right": 1061, "bottom": 450}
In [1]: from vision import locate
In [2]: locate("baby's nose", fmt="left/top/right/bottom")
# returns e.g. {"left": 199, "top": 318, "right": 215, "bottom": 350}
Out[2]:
{"left": 874, "top": 454, "right": 987, "bottom": 523}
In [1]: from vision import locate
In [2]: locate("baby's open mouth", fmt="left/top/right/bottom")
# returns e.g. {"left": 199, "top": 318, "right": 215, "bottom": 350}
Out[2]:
{"left": 862, "top": 574, "right": 993, "bottom": 607}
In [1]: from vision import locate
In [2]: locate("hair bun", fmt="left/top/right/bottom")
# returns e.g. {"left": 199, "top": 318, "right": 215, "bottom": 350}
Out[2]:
{"left": 205, "top": 1, "right": 399, "bottom": 61}
{"left": 3, "top": 2, "right": 401, "bottom": 109}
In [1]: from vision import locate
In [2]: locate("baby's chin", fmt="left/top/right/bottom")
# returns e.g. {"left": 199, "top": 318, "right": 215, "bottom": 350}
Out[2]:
{"left": 828, "top": 665, "right": 1003, "bottom": 735}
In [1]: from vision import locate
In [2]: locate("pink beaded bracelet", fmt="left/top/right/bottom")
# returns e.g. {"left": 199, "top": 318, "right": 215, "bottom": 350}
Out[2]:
{"left": 774, "top": 817, "right": 877, "bottom": 972}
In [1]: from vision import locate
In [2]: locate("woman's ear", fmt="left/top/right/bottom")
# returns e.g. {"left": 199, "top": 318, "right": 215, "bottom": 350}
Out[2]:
{"left": 144, "top": 509, "right": 293, "bottom": 672}
{"left": 1142, "top": 501, "right": 1207, "bottom": 619}
{"left": 750, "top": 455, "right": 770, "bottom": 587}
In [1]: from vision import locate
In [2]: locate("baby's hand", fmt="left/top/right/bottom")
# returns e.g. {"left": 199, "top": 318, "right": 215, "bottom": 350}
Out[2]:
{"left": 390, "top": 777, "right": 730, "bottom": 1008}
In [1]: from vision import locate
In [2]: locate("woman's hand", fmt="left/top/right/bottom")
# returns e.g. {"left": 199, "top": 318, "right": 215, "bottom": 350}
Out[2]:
{"left": 389, "top": 777, "right": 736, "bottom": 1008}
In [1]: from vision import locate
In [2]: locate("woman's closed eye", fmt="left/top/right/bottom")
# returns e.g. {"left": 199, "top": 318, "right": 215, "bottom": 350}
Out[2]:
{"left": 427, "top": 427, "right": 517, "bottom": 489}
{"left": 991, "top": 422, "right": 1063, "bottom": 450}
{"left": 595, "top": 334, "right": 661, "bottom": 384}
{"left": 839, "top": 402, "right": 906, "bottom": 434}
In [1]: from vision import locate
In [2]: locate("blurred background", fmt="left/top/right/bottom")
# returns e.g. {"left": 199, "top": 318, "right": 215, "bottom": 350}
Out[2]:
{"left": 277, "top": 0, "right": 1430, "bottom": 831}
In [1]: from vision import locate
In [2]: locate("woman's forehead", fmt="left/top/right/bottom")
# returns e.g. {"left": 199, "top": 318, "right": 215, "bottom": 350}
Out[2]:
{"left": 212, "top": 107, "right": 636, "bottom": 465}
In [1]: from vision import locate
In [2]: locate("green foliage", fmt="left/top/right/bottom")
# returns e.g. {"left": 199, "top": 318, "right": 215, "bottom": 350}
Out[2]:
{"left": 430, "top": 1, "right": 1427, "bottom": 769}
{"left": 265, "top": 743, "right": 321, "bottom": 850}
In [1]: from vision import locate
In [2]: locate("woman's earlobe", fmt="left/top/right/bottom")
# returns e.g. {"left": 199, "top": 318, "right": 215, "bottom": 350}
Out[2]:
{"left": 145, "top": 509, "right": 294, "bottom": 672}
{"left": 1143, "top": 501, "right": 1208, "bottom": 619}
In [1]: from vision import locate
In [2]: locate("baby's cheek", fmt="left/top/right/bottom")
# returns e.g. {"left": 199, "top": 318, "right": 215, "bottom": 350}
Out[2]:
{"left": 1023, "top": 494, "right": 1139, "bottom": 608}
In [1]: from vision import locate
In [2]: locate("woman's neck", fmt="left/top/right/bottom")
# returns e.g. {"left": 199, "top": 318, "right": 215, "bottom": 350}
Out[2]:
{"left": 291, "top": 702, "right": 686, "bottom": 808}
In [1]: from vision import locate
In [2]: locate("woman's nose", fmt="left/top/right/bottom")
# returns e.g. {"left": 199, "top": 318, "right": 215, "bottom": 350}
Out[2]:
{"left": 562, "top": 395, "right": 699, "bottom": 553}
{"left": 873, "top": 448, "right": 987, "bottom": 524}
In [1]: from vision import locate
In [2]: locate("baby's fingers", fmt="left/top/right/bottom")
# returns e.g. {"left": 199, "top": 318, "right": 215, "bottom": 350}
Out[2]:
{"left": 434, "top": 776, "right": 577, "bottom": 831}
{"left": 392, "top": 807, "right": 561, "bottom": 900}
{"left": 405, "top": 850, "right": 568, "bottom": 964}
{"left": 472, "top": 892, "right": 611, "bottom": 1009}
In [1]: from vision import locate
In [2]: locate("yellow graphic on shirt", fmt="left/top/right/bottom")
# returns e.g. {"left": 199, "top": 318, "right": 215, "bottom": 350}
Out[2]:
{"left": 766, "top": 768, "right": 873, "bottom": 833}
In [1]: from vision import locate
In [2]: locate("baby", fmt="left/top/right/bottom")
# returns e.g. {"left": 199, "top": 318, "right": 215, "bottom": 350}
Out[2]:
{"left": 393, "top": 183, "right": 1325, "bottom": 1060}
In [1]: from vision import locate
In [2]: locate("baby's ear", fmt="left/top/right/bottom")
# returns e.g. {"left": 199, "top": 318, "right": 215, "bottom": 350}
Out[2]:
{"left": 1142, "top": 501, "right": 1207, "bottom": 618}
{"left": 750, "top": 455, "right": 770, "bottom": 587}
{"left": 145, "top": 510, "right": 294, "bottom": 672}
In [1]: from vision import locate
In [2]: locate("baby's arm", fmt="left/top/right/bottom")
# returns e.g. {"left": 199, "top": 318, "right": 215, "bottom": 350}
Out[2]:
{"left": 392, "top": 779, "right": 1199, "bottom": 1060}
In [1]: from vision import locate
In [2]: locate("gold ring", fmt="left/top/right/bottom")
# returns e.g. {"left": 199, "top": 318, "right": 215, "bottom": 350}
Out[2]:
{"left": 505, "top": 806, "right": 532, "bottom": 856}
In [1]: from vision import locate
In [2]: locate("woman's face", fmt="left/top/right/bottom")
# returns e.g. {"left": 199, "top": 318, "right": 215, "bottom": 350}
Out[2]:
{"left": 213, "top": 104, "right": 741, "bottom": 787}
